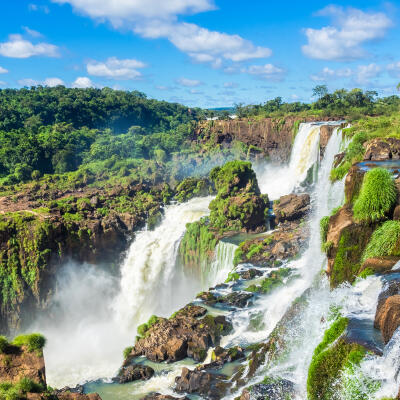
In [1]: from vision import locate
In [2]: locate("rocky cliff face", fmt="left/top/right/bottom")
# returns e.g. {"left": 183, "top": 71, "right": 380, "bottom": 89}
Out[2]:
{"left": 195, "top": 117, "right": 342, "bottom": 163}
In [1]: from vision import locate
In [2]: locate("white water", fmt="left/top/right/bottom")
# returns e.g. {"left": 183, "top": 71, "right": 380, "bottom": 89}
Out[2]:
{"left": 38, "top": 121, "right": 354, "bottom": 397}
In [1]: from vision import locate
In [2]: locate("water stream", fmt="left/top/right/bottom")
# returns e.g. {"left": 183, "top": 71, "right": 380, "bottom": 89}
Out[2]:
{"left": 35, "top": 121, "right": 383, "bottom": 399}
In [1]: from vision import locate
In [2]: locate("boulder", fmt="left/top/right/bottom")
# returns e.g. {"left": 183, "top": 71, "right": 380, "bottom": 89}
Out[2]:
{"left": 128, "top": 305, "right": 232, "bottom": 363}
{"left": 358, "top": 257, "right": 400, "bottom": 275}
{"left": 141, "top": 394, "right": 188, "bottom": 400}
{"left": 374, "top": 294, "right": 400, "bottom": 343}
{"left": 113, "top": 364, "right": 154, "bottom": 384}
{"left": 273, "top": 193, "right": 310, "bottom": 224}
{"left": 175, "top": 367, "right": 229, "bottom": 399}
{"left": 240, "top": 379, "right": 295, "bottom": 400}
{"left": 364, "top": 138, "right": 400, "bottom": 161}
{"left": 345, "top": 165, "right": 365, "bottom": 204}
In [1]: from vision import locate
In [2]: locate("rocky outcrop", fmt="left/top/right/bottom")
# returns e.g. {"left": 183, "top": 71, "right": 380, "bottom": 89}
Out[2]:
{"left": 240, "top": 379, "right": 295, "bottom": 400}
{"left": 125, "top": 305, "right": 232, "bottom": 363}
{"left": 273, "top": 193, "right": 310, "bottom": 224}
{"left": 196, "top": 291, "right": 253, "bottom": 308}
{"left": 141, "top": 394, "right": 188, "bottom": 400}
{"left": 344, "top": 165, "right": 365, "bottom": 204}
{"left": 27, "top": 394, "right": 102, "bottom": 400}
{"left": 113, "top": 364, "right": 154, "bottom": 384}
{"left": 358, "top": 257, "right": 400, "bottom": 275}
{"left": 325, "top": 205, "right": 376, "bottom": 288}
{"left": 364, "top": 138, "right": 400, "bottom": 161}
{"left": 0, "top": 344, "right": 46, "bottom": 386}
{"left": 175, "top": 367, "right": 229, "bottom": 399}
{"left": 195, "top": 118, "right": 341, "bottom": 163}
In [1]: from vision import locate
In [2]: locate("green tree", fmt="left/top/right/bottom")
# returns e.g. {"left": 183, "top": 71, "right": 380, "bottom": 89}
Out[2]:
{"left": 312, "top": 85, "right": 328, "bottom": 100}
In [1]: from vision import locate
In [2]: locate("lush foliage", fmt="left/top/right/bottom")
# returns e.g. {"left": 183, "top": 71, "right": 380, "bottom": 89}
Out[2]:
{"left": 353, "top": 168, "right": 396, "bottom": 222}
{"left": 245, "top": 268, "right": 291, "bottom": 294}
{"left": 137, "top": 315, "right": 160, "bottom": 338}
{"left": 174, "top": 177, "right": 212, "bottom": 202}
{"left": 12, "top": 333, "right": 46, "bottom": 352}
{"left": 362, "top": 220, "right": 400, "bottom": 262}
{"left": 0, "top": 378, "right": 45, "bottom": 400}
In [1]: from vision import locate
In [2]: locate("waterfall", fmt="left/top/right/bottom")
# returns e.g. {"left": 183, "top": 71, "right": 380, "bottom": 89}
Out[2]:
{"left": 206, "top": 240, "right": 237, "bottom": 286}
{"left": 113, "top": 196, "right": 213, "bottom": 330}
{"left": 256, "top": 122, "right": 341, "bottom": 199}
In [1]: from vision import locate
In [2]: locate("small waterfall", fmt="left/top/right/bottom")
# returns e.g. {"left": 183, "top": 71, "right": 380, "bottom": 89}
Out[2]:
{"left": 206, "top": 240, "right": 237, "bottom": 286}
{"left": 114, "top": 196, "right": 213, "bottom": 330}
{"left": 257, "top": 122, "right": 341, "bottom": 199}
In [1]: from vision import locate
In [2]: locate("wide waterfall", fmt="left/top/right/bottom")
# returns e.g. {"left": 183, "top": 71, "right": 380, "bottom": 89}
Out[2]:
{"left": 37, "top": 121, "right": 354, "bottom": 398}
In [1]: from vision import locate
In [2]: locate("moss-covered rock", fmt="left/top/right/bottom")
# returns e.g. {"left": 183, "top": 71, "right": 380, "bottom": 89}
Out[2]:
{"left": 174, "top": 177, "right": 213, "bottom": 202}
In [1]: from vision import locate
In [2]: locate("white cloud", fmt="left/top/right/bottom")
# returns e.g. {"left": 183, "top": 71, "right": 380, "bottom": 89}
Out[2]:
{"left": 44, "top": 77, "right": 65, "bottom": 86}
{"left": 224, "top": 82, "right": 238, "bottom": 88}
{"left": 0, "top": 34, "right": 59, "bottom": 58}
{"left": 355, "top": 63, "right": 381, "bottom": 84}
{"left": 246, "top": 64, "right": 286, "bottom": 81}
{"left": 302, "top": 6, "right": 392, "bottom": 61}
{"left": 311, "top": 67, "right": 352, "bottom": 81}
{"left": 0, "top": 81, "right": 7, "bottom": 87}
{"left": 28, "top": 4, "right": 50, "bottom": 13}
{"left": 52, "top": 0, "right": 271, "bottom": 67}
{"left": 22, "top": 26, "right": 43, "bottom": 38}
{"left": 177, "top": 77, "right": 202, "bottom": 87}
{"left": 18, "top": 78, "right": 39, "bottom": 86}
{"left": 87, "top": 57, "right": 146, "bottom": 80}
{"left": 0, "top": 66, "right": 8, "bottom": 74}
{"left": 72, "top": 76, "right": 95, "bottom": 88}
{"left": 388, "top": 62, "right": 400, "bottom": 78}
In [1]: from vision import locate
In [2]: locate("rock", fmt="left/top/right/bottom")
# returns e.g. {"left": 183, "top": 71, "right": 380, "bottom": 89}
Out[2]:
{"left": 364, "top": 138, "right": 400, "bottom": 161}
{"left": 0, "top": 344, "right": 46, "bottom": 386}
{"left": 240, "top": 269, "right": 263, "bottom": 280}
{"left": 211, "top": 345, "right": 245, "bottom": 364}
{"left": 141, "top": 394, "right": 189, "bottom": 400}
{"left": 273, "top": 193, "right": 310, "bottom": 224}
{"left": 375, "top": 294, "right": 400, "bottom": 343}
{"left": 129, "top": 305, "right": 232, "bottom": 363}
{"left": 320, "top": 125, "right": 337, "bottom": 159}
{"left": 326, "top": 204, "right": 377, "bottom": 287}
{"left": 27, "top": 393, "right": 102, "bottom": 400}
{"left": 240, "top": 379, "right": 295, "bottom": 400}
{"left": 175, "top": 367, "right": 229, "bottom": 399}
{"left": 393, "top": 205, "right": 400, "bottom": 221}
{"left": 197, "top": 291, "right": 253, "bottom": 308}
{"left": 89, "top": 196, "right": 100, "bottom": 207}
{"left": 358, "top": 257, "right": 400, "bottom": 275}
{"left": 333, "top": 152, "right": 345, "bottom": 168}
{"left": 113, "top": 364, "right": 154, "bottom": 384}
{"left": 345, "top": 165, "right": 365, "bottom": 204}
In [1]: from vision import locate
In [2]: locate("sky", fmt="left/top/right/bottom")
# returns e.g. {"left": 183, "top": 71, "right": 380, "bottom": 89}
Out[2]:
{"left": 0, "top": 0, "right": 399, "bottom": 108}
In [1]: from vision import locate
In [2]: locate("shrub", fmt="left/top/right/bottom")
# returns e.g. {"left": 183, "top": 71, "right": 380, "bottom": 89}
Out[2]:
{"left": 12, "top": 333, "right": 46, "bottom": 352}
{"left": 123, "top": 346, "right": 133, "bottom": 359}
{"left": 0, "top": 336, "right": 8, "bottom": 353}
{"left": 353, "top": 168, "right": 396, "bottom": 222}
{"left": 362, "top": 220, "right": 400, "bottom": 261}
{"left": 320, "top": 216, "right": 330, "bottom": 243}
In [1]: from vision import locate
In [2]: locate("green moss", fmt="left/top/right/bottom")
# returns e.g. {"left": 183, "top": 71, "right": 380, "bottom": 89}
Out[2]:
{"left": 330, "top": 161, "right": 352, "bottom": 182}
{"left": 175, "top": 177, "right": 211, "bottom": 202}
{"left": 358, "top": 268, "right": 375, "bottom": 279}
{"left": 12, "top": 333, "right": 46, "bottom": 353}
{"left": 322, "top": 241, "right": 333, "bottom": 254}
{"left": 225, "top": 271, "right": 240, "bottom": 283}
{"left": 0, "top": 336, "right": 8, "bottom": 353}
{"left": 123, "top": 346, "right": 133, "bottom": 359}
{"left": 353, "top": 168, "right": 396, "bottom": 222}
{"left": 245, "top": 268, "right": 291, "bottom": 294}
{"left": 0, "top": 378, "right": 45, "bottom": 400}
{"left": 246, "top": 243, "right": 264, "bottom": 259}
{"left": 362, "top": 220, "right": 400, "bottom": 262}
{"left": 320, "top": 216, "right": 330, "bottom": 243}
{"left": 136, "top": 315, "right": 160, "bottom": 338}
{"left": 307, "top": 316, "right": 367, "bottom": 400}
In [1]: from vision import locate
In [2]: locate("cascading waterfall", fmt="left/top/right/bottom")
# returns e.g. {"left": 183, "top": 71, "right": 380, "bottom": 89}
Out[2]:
{"left": 206, "top": 240, "right": 237, "bottom": 287}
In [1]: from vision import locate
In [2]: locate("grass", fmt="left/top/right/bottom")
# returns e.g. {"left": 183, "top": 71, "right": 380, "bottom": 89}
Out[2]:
{"left": 353, "top": 168, "right": 396, "bottom": 222}
{"left": 0, "top": 378, "right": 45, "bottom": 400}
{"left": 362, "top": 220, "right": 400, "bottom": 262}
{"left": 12, "top": 333, "right": 46, "bottom": 353}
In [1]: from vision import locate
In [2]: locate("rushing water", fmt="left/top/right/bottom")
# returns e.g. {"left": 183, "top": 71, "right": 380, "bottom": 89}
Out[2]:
{"left": 37, "top": 121, "right": 370, "bottom": 399}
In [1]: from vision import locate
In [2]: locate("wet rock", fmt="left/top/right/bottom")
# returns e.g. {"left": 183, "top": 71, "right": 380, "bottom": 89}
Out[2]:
{"left": 375, "top": 293, "right": 400, "bottom": 343}
{"left": 141, "top": 394, "right": 189, "bottom": 400}
{"left": 56, "top": 394, "right": 102, "bottom": 400}
{"left": 240, "top": 268, "right": 263, "bottom": 280}
{"left": 211, "top": 345, "right": 245, "bottom": 364}
{"left": 129, "top": 305, "right": 232, "bottom": 363}
{"left": 358, "top": 257, "right": 400, "bottom": 275}
{"left": 113, "top": 364, "right": 154, "bottom": 384}
{"left": 240, "top": 378, "right": 295, "bottom": 400}
{"left": 364, "top": 138, "right": 400, "bottom": 161}
{"left": 197, "top": 291, "right": 253, "bottom": 308}
{"left": 175, "top": 367, "right": 229, "bottom": 399}
{"left": 345, "top": 165, "right": 365, "bottom": 204}
{"left": 273, "top": 193, "right": 310, "bottom": 224}
{"left": 393, "top": 205, "right": 400, "bottom": 221}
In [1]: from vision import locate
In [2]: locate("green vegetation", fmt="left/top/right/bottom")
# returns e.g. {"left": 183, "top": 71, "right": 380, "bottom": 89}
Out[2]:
{"left": 137, "top": 315, "right": 160, "bottom": 338}
{"left": 307, "top": 316, "right": 367, "bottom": 400}
{"left": 362, "top": 220, "right": 400, "bottom": 261}
{"left": 174, "top": 177, "right": 211, "bottom": 202}
{"left": 12, "top": 333, "right": 46, "bottom": 353}
{"left": 331, "top": 113, "right": 400, "bottom": 181}
{"left": 0, "top": 336, "right": 8, "bottom": 353}
{"left": 353, "top": 168, "right": 396, "bottom": 222}
{"left": 225, "top": 271, "right": 240, "bottom": 283}
{"left": 123, "top": 346, "right": 134, "bottom": 360}
{"left": 0, "top": 378, "right": 45, "bottom": 400}
{"left": 246, "top": 268, "right": 291, "bottom": 294}
{"left": 320, "top": 216, "right": 330, "bottom": 243}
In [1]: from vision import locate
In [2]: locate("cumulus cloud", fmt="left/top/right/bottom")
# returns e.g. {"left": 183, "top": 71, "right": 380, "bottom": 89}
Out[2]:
{"left": 177, "top": 77, "right": 202, "bottom": 87}
{"left": 311, "top": 67, "right": 352, "bottom": 81}
{"left": 44, "top": 77, "right": 65, "bottom": 86}
{"left": 246, "top": 64, "right": 286, "bottom": 81}
{"left": 310, "top": 63, "right": 381, "bottom": 85}
{"left": 0, "top": 66, "right": 8, "bottom": 74}
{"left": 87, "top": 57, "right": 146, "bottom": 79}
{"left": 0, "top": 34, "right": 59, "bottom": 58}
{"left": 302, "top": 6, "right": 392, "bottom": 61}
{"left": 52, "top": 0, "right": 271, "bottom": 67}
{"left": 72, "top": 76, "right": 95, "bottom": 88}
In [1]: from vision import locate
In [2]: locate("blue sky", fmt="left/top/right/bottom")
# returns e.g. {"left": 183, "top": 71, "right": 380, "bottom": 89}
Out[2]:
{"left": 0, "top": 0, "right": 399, "bottom": 107}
